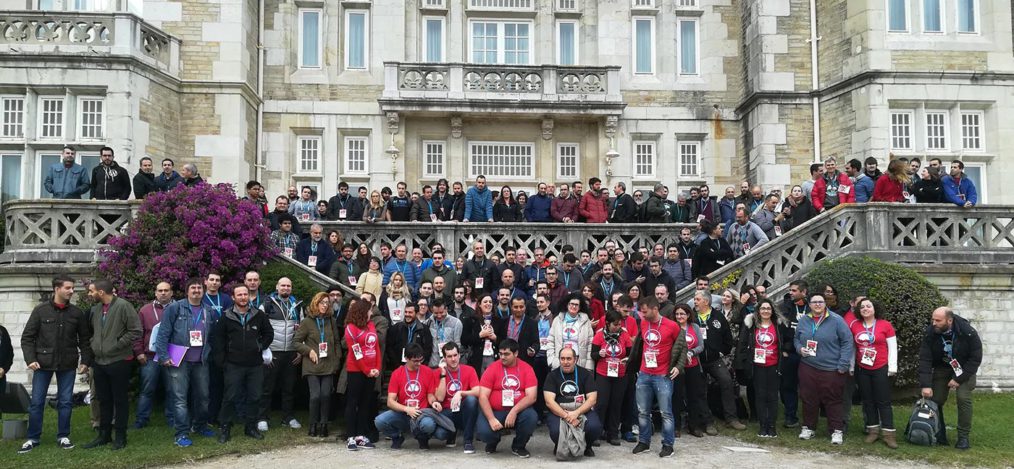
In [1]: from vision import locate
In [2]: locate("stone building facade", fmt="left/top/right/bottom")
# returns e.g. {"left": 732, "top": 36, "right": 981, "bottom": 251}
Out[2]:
{"left": 1, "top": 0, "right": 1012, "bottom": 204}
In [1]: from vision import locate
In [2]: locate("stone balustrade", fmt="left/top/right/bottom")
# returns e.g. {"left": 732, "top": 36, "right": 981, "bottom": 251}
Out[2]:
{"left": 0, "top": 11, "right": 180, "bottom": 77}
{"left": 1, "top": 199, "right": 137, "bottom": 264}
{"left": 382, "top": 62, "right": 624, "bottom": 115}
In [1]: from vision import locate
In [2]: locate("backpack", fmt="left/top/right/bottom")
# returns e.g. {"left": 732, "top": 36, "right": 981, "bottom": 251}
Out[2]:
{"left": 905, "top": 398, "right": 940, "bottom": 446}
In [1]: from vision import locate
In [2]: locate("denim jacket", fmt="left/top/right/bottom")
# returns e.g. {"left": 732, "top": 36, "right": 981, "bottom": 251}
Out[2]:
{"left": 154, "top": 299, "right": 218, "bottom": 364}
{"left": 44, "top": 163, "right": 90, "bottom": 199}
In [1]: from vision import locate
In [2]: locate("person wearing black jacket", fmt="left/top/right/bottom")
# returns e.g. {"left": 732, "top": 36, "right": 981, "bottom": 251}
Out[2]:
{"left": 450, "top": 181, "right": 466, "bottom": 221}
{"left": 91, "top": 147, "right": 131, "bottom": 200}
{"left": 212, "top": 286, "right": 273, "bottom": 442}
{"left": 691, "top": 220, "right": 734, "bottom": 279}
{"left": 919, "top": 307, "right": 982, "bottom": 449}
{"left": 733, "top": 299, "right": 791, "bottom": 437}
{"left": 327, "top": 182, "right": 363, "bottom": 221}
{"left": 0, "top": 323, "right": 13, "bottom": 417}
{"left": 493, "top": 297, "right": 540, "bottom": 365}
{"left": 780, "top": 185, "right": 818, "bottom": 234}
{"left": 778, "top": 280, "right": 809, "bottom": 428}
{"left": 385, "top": 303, "right": 433, "bottom": 369}
{"left": 608, "top": 182, "right": 637, "bottom": 223}
{"left": 691, "top": 291, "right": 746, "bottom": 430}
{"left": 132, "top": 157, "right": 158, "bottom": 199}
{"left": 462, "top": 241, "right": 496, "bottom": 296}
{"left": 912, "top": 167, "right": 944, "bottom": 204}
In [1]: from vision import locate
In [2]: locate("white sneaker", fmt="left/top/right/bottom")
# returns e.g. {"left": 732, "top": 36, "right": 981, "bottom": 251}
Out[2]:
{"left": 831, "top": 430, "right": 844, "bottom": 445}
{"left": 287, "top": 418, "right": 301, "bottom": 429}
{"left": 798, "top": 426, "right": 815, "bottom": 440}
{"left": 257, "top": 420, "right": 268, "bottom": 432}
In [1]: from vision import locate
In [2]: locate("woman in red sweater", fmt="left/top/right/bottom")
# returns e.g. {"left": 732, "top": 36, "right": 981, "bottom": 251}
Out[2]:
{"left": 871, "top": 159, "right": 911, "bottom": 202}
{"left": 343, "top": 299, "right": 380, "bottom": 451}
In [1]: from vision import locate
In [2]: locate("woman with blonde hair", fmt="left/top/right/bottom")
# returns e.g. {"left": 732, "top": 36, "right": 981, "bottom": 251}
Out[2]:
{"left": 871, "top": 159, "right": 911, "bottom": 202}
{"left": 379, "top": 271, "right": 411, "bottom": 324}
{"left": 362, "top": 190, "right": 390, "bottom": 223}
{"left": 355, "top": 256, "right": 383, "bottom": 299}
{"left": 295, "top": 292, "right": 340, "bottom": 438}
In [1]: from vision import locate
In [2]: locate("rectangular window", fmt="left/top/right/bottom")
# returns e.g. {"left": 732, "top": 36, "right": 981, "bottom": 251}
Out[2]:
{"left": 299, "top": 9, "right": 322, "bottom": 69}
{"left": 887, "top": 0, "right": 908, "bottom": 32}
{"left": 923, "top": 0, "right": 942, "bottom": 32}
{"left": 960, "top": 111, "right": 983, "bottom": 151}
{"left": 556, "top": 143, "right": 579, "bottom": 179}
{"left": 557, "top": 21, "right": 577, "bottom": 66}
{"left": 678, "top": 0, "right": 697, "bottom": 6}
{"left": 468, "top": 142, "right": 534, "bottom": 179}
{"left": 298, "top": 136, "right": 320, "bottom": 172}
{"left": 890, "top": 111, "right": 913, "bottom": 150}
{"left": 78, "top": 97, "right": 104, "bottom": 139}
{"left": 925, "top": 111, "right": 948, "bottom": 151}
{"left": 423, "top": 140, "right": 445, "bottom": 177}
{"left": 424, "top": 17, "right": 445, "bottom": 62}
{"left": 957, "top": 0, "right": 977, "bottom": 33}
{"left": 633, "top": 141, "right": 655, "bottom": 177}
{"left": 1, "top": 97, "right": 24, "bottom": 138}
{"left": 677, "top": 19, "right": 698, "bottom": 75}
{"left": 632, "top": 0, "right": 655, "bottom": 7}
{"left": 556, "top": 0, "right": 577, "bottom": 11}
{"left": 1, "top": 154, "right": 22, "bottom": 206}
{"left": 469, "top": 21, "right": 531, "bottom": 65}
{"left": 679, "top": 142, "right": 700, "bottom": 176}
{"left": 344, "top": 136, "right": 368, "bottom": 174}
{"left": 39, "top": 97, "right": 64, "bottom": 139}
{"left": 633, "top": 17, "right": 654, "bottom": 74}
{"left": 345, "top": 10, "right": 369, "bottom": 70}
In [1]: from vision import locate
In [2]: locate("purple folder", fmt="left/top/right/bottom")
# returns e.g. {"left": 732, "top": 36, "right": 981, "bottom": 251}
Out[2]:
{"left": 155, "top": 343, "right": 190, "bottom": 367}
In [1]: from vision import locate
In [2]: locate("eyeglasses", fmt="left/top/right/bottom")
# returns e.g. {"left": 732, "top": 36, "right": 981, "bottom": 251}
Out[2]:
{"left": 809, "top": 300, "right": 825, "bottom": 304}
{"left": 568, "top": 302, "right": 581, "bottom": 307}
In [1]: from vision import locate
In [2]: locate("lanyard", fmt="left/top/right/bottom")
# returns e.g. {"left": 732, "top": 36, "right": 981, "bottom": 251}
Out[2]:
{"left": 316, "top": 318, "right": 327, "bottom": 344}
{"left": 437, "top": 320, "right": 445, "bottom": 342}
{"left": 862, "top": 319, "right": 876, "bottom": 344}
{"left": 600, "top": 279, "right": 614, "bottom": 297}
{"left": 697, "top": 310, "right": 711, "bottom": 326}
{"left": 404, "top": 367, "right": 421, "bottom": 397}
{"left": 310, "top": 241, "right": 318, "bottom": 255}
{"left": 407, "top": 321, "right": 417, "bottom": 342}
{"left": 680, "top": 244, "right": 692, "bottom": 257}
{"left": 563, "top": 271, "right": 571, "bottom": 287}
{"left": 251, "top": 293, "right": 261, "bottom": 310}
{"left": 151, "top": 301, "right": 165, "bottom": 322}
{"left": 496, "top": 307, "right": 509, "bottom": 320}
{"left": 448, "top": 367, "right": 461, "bottom": 388}
{"left": 605, "top": 332, "right": 621, "bottom": 357}
{"left": 756, "top": 323, "right": 772, "bottom": 347}
{"left": 561, "top": 367, "right": 580, "bottom": 396}
{"left": 538, "top": 316, "right": 551, "bottom": 337}
{"left": 508, "top": 316, "right": 524, "bottom": 340}
{"left": 189, "top": 304, "right": 204, "bottom": 331}
{"left": 427, "top": 200, "right": 433, "bottom": 214}
{"left": 277, "top": 296, "right": 299, "bottom": 320}
{"left": 238, "top": 310, "right": 250, "bottom": 326}
{"left": 346, "top": 324, "right": 366, "bottom": 342}
{"left": 645, "top": 317, "right": 663, "bottom": 347}
{"left": 810, "top": 312, "right": 828, "bottom": 336}
{"left": 205, "top": 292, "right": 221, "bottom": 310}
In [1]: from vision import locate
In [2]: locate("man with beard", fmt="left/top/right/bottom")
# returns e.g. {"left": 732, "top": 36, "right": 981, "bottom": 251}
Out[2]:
{"left": 133, "top": 156, "right": 158, "bottom": 199}
{"left": 918, "top": 307, "right": 982, "bottom": 449}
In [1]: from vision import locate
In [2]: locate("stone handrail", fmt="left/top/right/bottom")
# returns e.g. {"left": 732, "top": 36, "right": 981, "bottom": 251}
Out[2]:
{"left": 1, "top": 199, "right": 137, "bottom": 264}
{"left": 0, "top": 11, "right": 181, "bottom": 76}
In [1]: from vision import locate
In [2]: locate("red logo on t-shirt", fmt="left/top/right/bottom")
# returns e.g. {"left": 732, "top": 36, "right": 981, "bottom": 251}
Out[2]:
{"left": 365, "top": 333, "right": 378, "bottom": 350}
{"left": 644, "top": 329, "right": 662, "bottom": 348}
{"left": 502, "top": 373, "right": 520, "bottom": 391}
{"left": 756, "top": 330, "right": 775, "bottom": 348}
{"left": 405, "top": 379, "right": 422, "bottom": 398}
{"left": 855, "top": 331, "right": 874, "bottom": 347}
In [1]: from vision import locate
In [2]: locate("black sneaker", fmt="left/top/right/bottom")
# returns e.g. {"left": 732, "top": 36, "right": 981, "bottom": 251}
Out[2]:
{"left": 783, "top": 419, "right": 799, "bottom": 428}
{"left": 57, "top": 437, "right": 74, "bottom": 450}
{"left": 584, "top": 446, "right": 595, "bottom": 457}
{"left": 18, "top": 440, "right": 40, "bottom": 454}
{"left": 955, "top": 437, "right": 970, "bottom": 450}
{"left": 485, "top": 443, "right": 497, "bottom": 454}
{"left": 632, "top": 442, "right": 650, "bottom": 454}
{"left": 511, "top": 447, "right": 530, "bottom": 458}
{"left": 659, "top": 445, "right": 674, "bottom": 458}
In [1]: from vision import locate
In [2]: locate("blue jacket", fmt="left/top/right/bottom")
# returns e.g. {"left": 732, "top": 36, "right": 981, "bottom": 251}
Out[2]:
{"left": 44, "top": 163, "right": 90, "bottom": 199}
{"left": 464, "top": 186, "right": 493, "bottom": 222}
{"left": 524, "top": 194, "right": 553, "bottom": 222}
{"left": 155, "top": 299, "right": 218, "bottom": 364}
{"left": 793, "top": 312, "right": 853, "bottom": 373}
{"left": 941, "top": 174, "right": 978, "bottom": 206}
{"left": 718, "top": 196, "right": 736, "bottom": 229}
{"left": 155, "top": 171, "right": 183, "bottom": 191}
{"left": 852, "top": 173, "right": 875, "bottom": 203}
{"left": 383, "top": 257, "right": 420, "bottom": 291}
{"left": 295, "top": 237, "right": 337, "bottom": 275}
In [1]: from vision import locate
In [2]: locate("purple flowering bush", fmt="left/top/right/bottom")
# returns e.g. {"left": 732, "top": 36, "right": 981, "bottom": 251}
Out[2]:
{"left": 98, "top": 183, "right": 275, "bottom": 303}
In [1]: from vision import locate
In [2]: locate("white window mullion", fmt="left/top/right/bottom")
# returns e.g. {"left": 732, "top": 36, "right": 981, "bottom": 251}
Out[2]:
{"left": 344, "top": 136, "right": 369, "bottom": 174}
{"left": 890, "top": 110, "right": 913, "bottom": 151}
{"left": 38, "top": 97, "right": 65, "bottom": 140}
{"left": 960, "top": 111, "right": 983, "bottom": 151}
{"left": 298, "top": 136, "right": 321, "bottom": 172}
{"left": 77, "top": 97, "right": 104, "bottom": 140}
{"left": 423, "top": 140, "right": 446, "bottom": 177}
{"left": 1, "top": 97, "right": 25, "bottom": 138}
{"left": 925, "top": 111, "right": 949, "bottom": 151}
{"left": 633, "top": 141, "right": 656, "bottom": 177}
{"left": 468, "top": 142, "right": 534, "bottom": 179}
{"left": 556, "top": 143, "right": 579, "bottom": 179}
{"left": 678, "top": 142, "right": 700, "bottom": 177}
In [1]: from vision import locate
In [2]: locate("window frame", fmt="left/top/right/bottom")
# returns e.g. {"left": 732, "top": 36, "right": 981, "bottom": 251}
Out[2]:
{"left": 555, "top": 19, "right": 579, "bottom": 66}
{"left": 631, "top": 16, "right": 656, "bottom": 75}
{"left": 298, "top": 8, "right": 323, "bottom": 70}
{"left": 467, "top": 141, "right": 535, "bottom": 180}
{"left": 467, "top": 19, "right": 534, "bottom": 65}
{"left": 344, "top": 9, "right": 370, "bottom": 70}
{"left": 297, "top": 135, "right": 322, "bottom": 174}
{"left": 37, "top": 96, "right": 65, "bottom": 140}
{"left": 922, "top": 0, "right": 945, "bottom": 33}
{"left": 0, "top": 95, "right": 25, "bottom": 139}
{"left": 886, "top": 0, "right": 910, "bottom": 33}
{"left": 0, "top": 153, "right": 25, "bottom": 204}
{"left": 343, "top": 135, "right": 369, "bottom": 175}
{"left": 959, "top": 110, "right": 984, "bottom": 152}
{"left": 924, "top": 110, "right": 950, "bottom": 152}
{"left": 422, "top": 140, "right": 446, "bottom": 178}
{"left": 676, "top": 18, "right": 700, "bottom": 76}
{"left": 632, "top": 140, "right": 656, "bottom": 178}
{"left": 422, "top": 15, "right": 446, "bottom": 63}
{"left": 955, "top": 0, "right": 979, "bottom": 34}
{"left": 890, "top": 110, "right": 915, "bottom": 151}
{"left": 556, "top": 143, "right": 580, "bottom": 180}
{"left": 77, "top": 96, "right": 105, "bottom": 141}
{"left": 678, "top": 141, "right": 701, "bottom": 177}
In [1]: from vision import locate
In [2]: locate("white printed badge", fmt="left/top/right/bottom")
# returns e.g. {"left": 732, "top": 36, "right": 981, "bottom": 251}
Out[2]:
{"left": 860, "top": 347, "right": 876, "bottom": 366}
{"left": 406, "top": 399, "right": 419, "bottom": 409}
{"left": 607, "top": 359, "right": 620, "bottom": 378}
{"left": 339, "top": 209, "right": 347, "bottom": 219}
{"left": 284, "top": 247, "right": 293, "bottom": 258}
{"left": 308, "top": 255, "right": 318, "bottom": 268}
{"left": 318, "top": 342, "right": 329, "bottom": 358}
{"left": 644, "top": 352, "right": 658, "bottom": 368}
{"left": 754, "top": 348, "right": 766, "bottom": 364}
{"left": 391, "top": 309, "right": 403, "bottom": 322}
{"left": 348, "top": 275, "right": 358, "bottom": 285}
{"left": 540, "top": 337, "right": 550, "bottom": 351}
{"left": 189, "top": 330, "right": 204, "bottom": 347}
{"left": 301, "top": 213, "right": 310, "bottom": 222}
{"left": 352, "top": 343, "right": 364, "bottom": 360}
{"left": 475, "top": 277, "right": 485, "bottom": 289}
{"left": 501, "top": 391, "right": 515, "bottom": 407}
{"left": 805, "top": 340, "right": 818, "bottom": 355}
{"left": 483, "top": 340, "right": 494, "bottom": 356}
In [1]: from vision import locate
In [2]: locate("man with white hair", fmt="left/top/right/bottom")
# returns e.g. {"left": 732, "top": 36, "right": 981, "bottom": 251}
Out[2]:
{"left": 181, "top": 163, "right": 204, "bottom": 187}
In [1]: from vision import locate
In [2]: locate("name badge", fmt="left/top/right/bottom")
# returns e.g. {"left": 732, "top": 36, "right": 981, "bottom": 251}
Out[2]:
{"left": 949, "top": 358, "right": 963, "bottom": 377}
{"left": 189, "top": 330, "right": 204, "bottom": 347}
{"left": 742, "top": 243, "right": 751, "bottom": 254}
{"left": 401, "top": 348, "right": 407, "bottom": 363}
{"left": 774, "top": 226, "right": 782, "bottom": 237}
{"left": 308, "top": 255, "right": 318, "bottom": 267}
{"left": 715, "top": 260, "right": 725, "bottom": 266}
{"left": 438, "top": 341, "right": 447, "bottom": 353}
{"left": 339, "top": 209, "right": 347, "bottom": 219}
{"left": 860, "top": 347, "right": 876, "bottom": 366}
{"left": 575, "top": 394, "right": 585, "bottom": 405}
{"left": 406, "top": 399, "right": 419, "bottom": 409}
{"left": 391, "top": 309, "right": 403, "bottom": 322}
{"left": 539, "top": 337, "right": 550, "bottom": 351}
{"left": 686, "top": 259, "right": 693, "bottom": 267}
{"left": 430, "top": 214, "right": 438, "bottom": 222}
{"left": 318, "top": 342, "right": 329, "bottom": 358}
{"left": 805, "top": 340, "right": 818, "bottom": 355}
{"left": 284, "top": 247, "right": 293, "bottom": 257}
{"left": 475, "top": 277, "right": 484, "bottom": 289}
{"left": 348, "top": 275, "right": 358, "bottom": 285}
{"left": 754, "top": 348, "right": 766, "bottom": 364}
{"left": 451, "top": 399, "right": 461, "bottom": 412}
{"left": 301, "top": 213, "right": 310, "bottom": 222}
{"left": 644, "top": 351, "right": 658, "bottom": 368}
{"left": 840, "top": 185, "right": 851, "bottom": 194}
{"left": 607, "top": 359, "right": 620, "bottom": 377}
{"left": 483, "top": 340, "right": 494, "bottom": 356}
{"left": 697, "top": 214, "right": 706, "bottom": 222}
{"left": 564, "top": 341, "right": 576, "bottom": 350}
{"left": 352, "top": 343, "right": 364, "bottom": 360}
{"left": 501, "top": 391, "right": 515, "bottom": 407}
{"left": 700, "top": 328, "right": 708, "bottom": 341}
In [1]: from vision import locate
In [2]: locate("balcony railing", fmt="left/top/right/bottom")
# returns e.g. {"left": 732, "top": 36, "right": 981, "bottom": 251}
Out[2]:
{"left": 0, "top": 11, "right": 180, "bottom": 77}
{"left": 467, "top": 0, "right": 534, "bottom": 12}
{"left": 382, "top": 62, "right": 623, "bottom": 114}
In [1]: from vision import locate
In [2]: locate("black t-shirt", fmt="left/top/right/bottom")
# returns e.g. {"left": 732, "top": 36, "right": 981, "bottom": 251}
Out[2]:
{"left": 388, "top": 196, "right": 412, "bottom": 221}
{"left": 543, "top": 365, "right": 597, "bottom": 405}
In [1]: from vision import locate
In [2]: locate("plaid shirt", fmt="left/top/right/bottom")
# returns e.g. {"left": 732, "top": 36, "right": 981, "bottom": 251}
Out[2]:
{"left": 270, "top": 230, "right": 300, "bottom": 252}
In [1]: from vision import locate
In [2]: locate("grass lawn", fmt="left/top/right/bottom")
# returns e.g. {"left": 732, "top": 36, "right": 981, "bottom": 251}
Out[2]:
{"left": 732, "top": 392, "right": 1014, "bottom": 468}
{"left": 0, "top": 407, "right": 325, "bottom": 469}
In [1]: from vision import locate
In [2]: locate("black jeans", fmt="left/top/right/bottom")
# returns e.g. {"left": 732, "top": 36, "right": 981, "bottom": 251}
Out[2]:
{"left": 856, "top": 366, "right": 894, "bottom": 430}
{"left": 533, "top": 356, "right": 549, "bottom": 419}
{"left": 701, "top": 359, "right": 738, "bottom": 422}
{"left": 752, "top": 365, "right": 780, "bottom": 431}
{"left": 344, "top": 372, "right": 376, "bottom": 438}
{"left": 220, "top": 363, "right": 263, "bottom": 428}
{"left": 595, "top": 373, "right": 627, "bottom": 438}
{"left": 620, "top": 373, "right": 638, "bottom": 433}
{"left": 93, "top": 360, "right": 132, "bottom": 434}
{"left": 675, "top": 364, "right": 711, "bottom": 430}
{"left": 208, "top": 361, "right": 225, "bottom": 424}
{"left": 260, "top": 351, "right": 299, "bottom": 421}
{"left": 307, "top": 375, "right": 334, "bottom": 425}
{"left": 779, "top": 352, "right": 800, "bottom": 422}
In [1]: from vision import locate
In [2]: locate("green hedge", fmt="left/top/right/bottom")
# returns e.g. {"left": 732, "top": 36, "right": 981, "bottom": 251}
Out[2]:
{"left": 258, "top": 258, "right": 331, "bottom": 304}
{"left": 806, "top": 256, "right": 948, "bottom": 388}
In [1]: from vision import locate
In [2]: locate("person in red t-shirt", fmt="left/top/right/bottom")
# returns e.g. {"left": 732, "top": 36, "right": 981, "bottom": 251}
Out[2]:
{"left": 672, "top": 304, "right": 711, "bottom": 437}
{"left": 476, "top": 338, "right": 539, "bottom": 458}
{"left": 850, "top": 299, "right": 898, "bottom": 449}
{"left": 631, "top": 297, "right": 685, "bottom": 458}
{"left": 591, "top": 310, "right": 633, "bottom": 445}
{"left": 436, "top": 342, "right": 481, "bottom": 454}
{"left": 734, "top": 299, "right": 788, "bottom": 438}
{"left": 374, "top": 343, "right": 447, "bottom": 449}
{"left": 342, "top": 300, "right": 381, "bottom": 451}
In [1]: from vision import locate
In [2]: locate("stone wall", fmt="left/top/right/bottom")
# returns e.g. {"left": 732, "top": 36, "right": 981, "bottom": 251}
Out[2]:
{"left": 138, "top": 81, "right": 183, "bottom": 162}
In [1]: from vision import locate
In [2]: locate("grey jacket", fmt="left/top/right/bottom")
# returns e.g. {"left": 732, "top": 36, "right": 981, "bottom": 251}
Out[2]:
{"left": 751, "top": 208, "right": 780, "bottom": 240}
{"left": 429, "top": 315, "right": 463, "bottom": 367}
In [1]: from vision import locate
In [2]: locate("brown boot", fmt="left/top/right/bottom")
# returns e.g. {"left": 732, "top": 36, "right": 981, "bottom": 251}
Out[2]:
{"left": 882, "top": 429, "right": 898, "bottom": 449}
{"left": 864, "top": 426, "right": 880, "bottom": 444}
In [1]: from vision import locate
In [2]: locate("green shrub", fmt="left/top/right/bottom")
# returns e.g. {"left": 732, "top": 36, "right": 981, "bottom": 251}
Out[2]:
{"left": 258, "top": 258, "right": 330, "bottom": 304}
{"left": 806, "top": 256, "right": 948, "bottom": 388}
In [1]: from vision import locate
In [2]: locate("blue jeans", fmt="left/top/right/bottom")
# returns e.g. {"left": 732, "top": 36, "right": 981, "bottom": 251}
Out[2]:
{"left": 636, "top": 373, "right": 675, "bottom": 446}
{"left": 27, "top": 369, "right": 76, "bottom": 442}
{"left": 374, "top": 409, "right": 449, "bottom": 442}
{"left": 135, "top": 358, "right": 172, "bottom": 425}
{"left": 475, "top": 408, "right": 538, "bottom": 450}
{"left": 440, "top": 395, "right": 478, "bottom": 444}
{"left": 167, "top": 361, "right": 210, "bottom": 439}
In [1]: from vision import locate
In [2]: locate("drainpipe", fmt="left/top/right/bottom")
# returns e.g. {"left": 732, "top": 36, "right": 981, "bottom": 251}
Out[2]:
{"left": 808, "top": 0, "right": 821, "bottom": 163}
{"left": 255, "top": 0, "right": 265, "bottom": 182}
